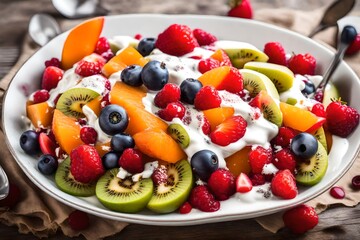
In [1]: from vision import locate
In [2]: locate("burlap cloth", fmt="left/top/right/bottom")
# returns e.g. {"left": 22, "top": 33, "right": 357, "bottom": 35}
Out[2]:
{"left": 1, "top": 6, "right": 360, "bottom": 239}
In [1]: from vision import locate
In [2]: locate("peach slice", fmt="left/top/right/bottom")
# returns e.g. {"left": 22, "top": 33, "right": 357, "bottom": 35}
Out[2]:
{"left": 225, "top": 146, "right": 252, "bottom": 176}
{"left": 27, "top": 101, "right": 54, "bottom": 128}
{"left": 110, "top": 81, "right": 147, "bottom": 109}
{"left": 203, "top": 107, "right": 234, "bottom": 131}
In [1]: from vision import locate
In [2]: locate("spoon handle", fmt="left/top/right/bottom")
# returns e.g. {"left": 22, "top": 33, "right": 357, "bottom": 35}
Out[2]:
{"left": 0, "top": 165, "right": 9, "bottom": 200}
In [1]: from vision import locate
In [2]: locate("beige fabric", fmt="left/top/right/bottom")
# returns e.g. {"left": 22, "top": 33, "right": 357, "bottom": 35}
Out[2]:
{"left": 1, "top": 7, "right": 360, "bottom": 238}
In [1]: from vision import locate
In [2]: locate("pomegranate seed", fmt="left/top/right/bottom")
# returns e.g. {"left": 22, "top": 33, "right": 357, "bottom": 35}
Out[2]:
{"left": 68, "top": 210, "right": 90, "bottom": 231}
{"left": 352, "top": 175, "right": 360, "bottom": 189}
{"left": 179, "top": 201, "right": 192, "bottom": 214}
{"left": 330, "top": 186, "right": 345, "bottom": 199}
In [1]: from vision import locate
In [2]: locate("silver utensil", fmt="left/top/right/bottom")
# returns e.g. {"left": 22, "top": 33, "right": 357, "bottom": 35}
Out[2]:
{"left": 52, "top": 0, "right": 109, "bottom": 19}
{"left": 308, "top": 0, "right": 355, "bottom": 38}
{"left": 0, "top": 165, "right": 9, "bottom": 200}
{"left": 28, "top": 13, "right": 61, "bottom": 46}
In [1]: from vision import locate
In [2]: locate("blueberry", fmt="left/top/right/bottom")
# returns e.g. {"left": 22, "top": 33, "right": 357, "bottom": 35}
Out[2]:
{"left": 138, "top": 38, "right": 156, "bottom": 56}
{"left": 38, "top": 154, "right": 58, "bottom": 175}
{"left": 19, "top": 130, "right": 40, "bottom": 155}
{"left": 111, "top": 133, "right": 135, "bottom": 153}
{"left": 180, "top": 78, "right": 203, "bottom": 104}
{"left": 301, "top": 80, "right": 316, "bottom": 96}
{"left": 191, "top": 150, "right": 219, "bottom": 181}
{"left": 121, "top": 65, "right": 143, "bottom": 87}
{"left": 102, "top": 151, "right": 121, "bottom": 170}
{"left": 99, "top": 104, "right": 129, "bottom": 136}
{"left": 141, "top": 61, "right": 169, "bottom": 91}
{"left": 290, "top": 133, "right": 318, "bottom": 159}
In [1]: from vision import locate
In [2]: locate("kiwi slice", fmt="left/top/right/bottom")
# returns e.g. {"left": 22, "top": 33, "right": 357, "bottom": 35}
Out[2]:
{"left": 295, "top": 140, "right": 328, "bottom": 186}
{"left": 167, "top": 124, "right": 190, "bottom": 148}
{"left": 253, "top": 90, "right": 283, "bottom": 127}
{"left": 147, "top": 159, "right": 193, "bottom": 213}
{"left": 96, "top": 168, "right": 153, "bottom": 213}
{"left": 311, "top": 127, "right": 327, "bottom": 152}
{"left": 244, "top": 61, "right": 294, "bottom": 92}
{"left": 56, "top": 88, "right": 100, "bottom": 118}
{"left": 240, "top": 69, "right": 279, "bottom": 100}
{"left": 322, "top": 82, "right": 339, "bottom": 107}
{"left": 213, "top": 41, "right": 269, "bottom": 68}
{"left": 55, "top": 157, "right": 96, "bottom": 197}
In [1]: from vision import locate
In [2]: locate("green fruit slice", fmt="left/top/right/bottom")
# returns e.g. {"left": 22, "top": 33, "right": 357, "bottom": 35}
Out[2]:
{"left": 251, "top": 90, "right": 283, "bottom": 127}
{"left": 296, "top": 140, "right": 328, "bottom": 186}
{"left": 147, "top": 159, "right": 193, "bottom": 213}
{"left": 311, "top": 127, "right": 327, "bottom": 152}
{"left": 56, "top": 88, "right": 100, "bottom": 118}
{"left": 55, "top": 157, "right": 96, "bottom": 197}
{"left": 96, "top": 169, "right": 154, "bottom": 213}
{"left": 244, "top": 61, "right": 294, "bottom": 92}
{"left": 214, "top": 41, "right": 269, "bottom": 68}
{"left": 167, "top": 123, "right": 190, "bottom": 148}
{"left": 240, "top": 68, "right": 279, "bottom": 100}
{"left": 322, "top": 82, "right": 339, "bottom": 108}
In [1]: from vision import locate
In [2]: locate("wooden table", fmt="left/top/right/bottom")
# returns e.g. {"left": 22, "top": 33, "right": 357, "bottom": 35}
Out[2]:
{"left": 1, "top": 0, "right": 360, "bottom": 239}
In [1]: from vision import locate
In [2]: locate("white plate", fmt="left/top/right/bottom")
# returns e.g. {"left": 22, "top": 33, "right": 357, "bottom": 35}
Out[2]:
{"left": 3, "top": 14, "right": 360, "bottom": 226}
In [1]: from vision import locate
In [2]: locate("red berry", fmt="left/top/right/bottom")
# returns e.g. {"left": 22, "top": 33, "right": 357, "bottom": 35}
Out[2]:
{"left": 326, "top": 100, "right": 360, "bottom": 137}
{"left": 248, "top": 146, "right": 273, "bottom": 174}
{"left": 311, "top": 103, "right": 326, "bottom": 118}
{"left": 95, "top": 36, "right": 111, "bottom": 55}
{"left": 75, "top": 60, "right": 102, "bottom": 77}
{"left": 273, "top": 148, "right": 296, "bottom": 173}
{"left": 155, "top": 24, "right": 199, "bottom": 56}
{"left": 236, "top": 172, "right": 253, "bottom": 193}
{"left": 39, "top": 132, "right": 57, "bottom": 157}
{"left": 271, "top": 126, "right": 297, "bottom": 148}
{"left": 249, "top": 173, "right": 266, "bottom": 186}
{"left": 189, "top": 185, "right": 220, "bottom": 212}
{"left": 80, "top": 127, "right": 98, "bottom": 145}
{"left": 283, "top": 204, "right": 318, "bottom": 234}
{"left": 198, "top": 58, "right": 220, "bottom": 74}
{"left": 101, "top": 93, "right": 111, "bottom": 109}
{"left": 70, "top": 145, "right": 105, "bottom": 183}
{"left": 271, "top": 169, "right": 298, "bottom": 199}
{"left": 210, "top": 115, "right": 247, "bottom": 146}
{"left": 154, "top": 83, "right": 181, "bottom": 108}
{"left": 179, "top": 201, "right": 192, "bottom": 214}
{"left": 227, "top": 0, "right": 253, "bottom": 19}
{"left": 352, "top": 175, "right": 360, "bottom": 189}
{"left": 45, "top": 57, "right": 61, "bottom": 68}
{"left": 151, "top": 165, "right": 168, "bottom": 185}
{"left": 119, "top": 148, "right": 144, "bottom": 174}
{"left": 157, "top": 102, "right": 186, "bottom": 121}
{"left": 192, "top": 28, "right": 217, "bottom": 46}
{"left": 345, "top": 33, "right": 360, "bottom": 55}
{"left": 207, "top": 169, "right": 236, "bottom": 200}
{"left": 101, "top": 50, "right": 114, "bottom": 62}
{"left": 68, "top": 210, "right": 90, "bottom": 231}
{"left": 330, "top": 186, "right": 345, "bottom": 199}
{"left": 41, "top": 66, "right": 64, "bottom": 91}
{"left": 33, "top": 89, "right": 50, "bottom": 104}
{"left": 0, "top": 183, "right": 21, "bottom": 208}
{"left": 194, "top": 86, "right": 222, "bottom": 110}
{"left": 263, "top": 42, "right": 287, "bottom": 66}
{"left": 134, "top": 34, "right": 142, "bottom": 40}
{"left": 217, "top": 67, "right": 244, "bottom": 93}
{"left": 314, "top": 88, "right": 324, "bottom": 102}
{"left": 288, "top": 53, "right": 316, "bottom": 75}
{"left": 201, "top": 117, "right": 211, "bottom": 135}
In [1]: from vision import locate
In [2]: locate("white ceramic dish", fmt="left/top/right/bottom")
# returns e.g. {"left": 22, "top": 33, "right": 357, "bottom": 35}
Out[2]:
{"left": 3, "top": 14, "right": 360, "bottom": 226}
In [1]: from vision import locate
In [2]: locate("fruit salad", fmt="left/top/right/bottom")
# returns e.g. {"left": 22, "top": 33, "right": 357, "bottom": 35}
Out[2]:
{"left": 19, "top": 17, "right": 359, "bottom": 215}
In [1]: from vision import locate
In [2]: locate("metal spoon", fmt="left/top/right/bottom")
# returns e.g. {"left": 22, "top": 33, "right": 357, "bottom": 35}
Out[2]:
{"left": 0, "top": 165, "right": 9, "bottom": 200}
{"left": 308, "top": 0, "right": 355, "bottom": 38}
{"left": 52, "top": 0, "right": 109, "bottom": 19}
{"left": 28, "top": 13, "right": 61, "bottom": 46}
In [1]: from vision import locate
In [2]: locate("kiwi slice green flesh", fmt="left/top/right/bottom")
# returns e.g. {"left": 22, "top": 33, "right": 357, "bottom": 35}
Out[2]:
{"left": 147, "top": 159, "right": 193, "bottom": 214}
{"left": 254, "top": 90, "right": 283, "bottom": 127}
{"left": 167, "top": 124, "right": 190, "bottom": 148}
{"left": 296, "top": 140, "right": 328, "bottom": 186}
{"left": 95, "top": 168, "right": 153, "bottom": 213}
{"left": 214, "top": 41, "right": 269, "bottom": 69}
{"left": 311, "top": 127, "right": 327, "bottom": 152}
{"left": 244, "top": 61, "right": 294, "bottom": 93}
{"left": 56, "top": 88, "right": 100, "bottom": 118}
{"left": 55, "top": 157, "right": 96, "bottom": 197}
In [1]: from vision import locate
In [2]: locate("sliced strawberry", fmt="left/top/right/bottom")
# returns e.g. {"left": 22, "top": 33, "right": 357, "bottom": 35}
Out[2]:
{"left": 217, "top": 67, "right": 243, "bottom": 93}
{"left": 236, "top": 172, "right": 253, "bottom": 193}
{"left": 271, "top": 169, "right": 298, "bottom": 199}
{"left": 194, "top": 86, "right": 222, "bottom": 110}
{"left": 210, "top": 115, "right": 247, "bottom": 146}
{"left": 39, "top": 132, "right": 57, "bottom": 157}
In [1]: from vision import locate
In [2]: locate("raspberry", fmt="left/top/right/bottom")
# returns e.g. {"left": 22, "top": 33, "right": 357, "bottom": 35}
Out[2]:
{"left": 0, "top": 183, "right": 21, "bottom": 208}
{"left": 44, "top": 57, "right": 61, "bottom": 68}
{"left": 95, "top": 36, "right": 111, "bottom": 55}
{"left": 207, "top": 168, "right": 236, "bottom": 200}
{"left": 194, "top": 86, "right": 222, "bottom": 110}
{"left": 271, "top": 126, "right": 297, "bottom": 148}
{"left": 179, "top": 201, "right": 192, "bottom": 214}
{"left": 80, "top": 127, "right": 98, "bottom": 145}
{"left": 249, "top": 173, "right": 266, "bottom": 186}
{"left": 154, "top": 83, "right": 181, "bottom": 108}
{"left": 198, "top": 58, "right": 220, "bottom": 74}
{"left": 155, "top": 24, "right": 199, "bottom": 56}
{"left": 101, "top": 50, "right": 114, "bottom": 62}
{"left": 273, "top": 148, "right": 296, "bottom": 173}
{"left": 283, "top": 204, "right": 319, "bottom": 234}
{"left": 288, "top": 53, "right": 316, "bottom": 75}
{"left": 151, "top": 165, "right": 168, "bottom": 185}
{"left": 210, "top": 115, "right": 247, "bottom": 146}
{"left": 263, "top": 42, "right": 287, "bottom": 66}
{"left": 75, "top": 60, "right": 102, "bottom": 77}
{"left": 248, "top": 146, "right": 273, "bottom": 174}
{"left": 68, "top": 210, "right": 90, "bottom": 231}
{"left": 70, "top": 145, "right": 105, "bottom": 183}
{"left": 271, "top": 169, "right": 298, "bottom": 199}
{"left": 41, "top": 66, "right": 64, "bottom": 91}
{"left": 134, "top": 34, "right": 142, "bottom": 40}
{"left": 33, "top": 89, "right": 50, "bottom": 104}
{"left": 192, "top": 28, "right": 217, "bottom": 46}
{"left": 227, "top": 0, "right": 253, "bottom": 19}
{"left": 189, "top": 185, "right": 220, "bottom": 212}
{"left": 311, "top": 103, "right": 326, "bottom": 118}
{"left": 345, "top": 33, "right": 360, "bottom": 55}
{"left": 157, "top": 102, "right": 186, "bottom": 121}
{"left": 201, "top": 117, "right": 211, "bottom": 135}
{"left": 119, "top": 148, "right": 144, "bottom": 174}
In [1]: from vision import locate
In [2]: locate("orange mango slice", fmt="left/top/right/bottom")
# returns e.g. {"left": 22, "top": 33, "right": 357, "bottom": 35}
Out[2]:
{"left": 198, "top": 66, "right": 231, "bottom": 89}
{"left": 225, "top": 146, "right": 252, "bottom": 176}
{"left": 26, "top": 102, "right": 54, "bottom": 128}
{"left": 203, "top": 107, "right": 234, "bottom": 131}
{"left": 85, "top": 96, "right": 103, "bottom": 117}
{"left": 110, "top": 81, "right": 147, "bottom": 109}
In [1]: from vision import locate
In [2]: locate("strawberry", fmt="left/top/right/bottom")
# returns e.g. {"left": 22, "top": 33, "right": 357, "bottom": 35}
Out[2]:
{"left": 119, "top": 148, "right": 144, "bottom": 174}
{"left": 210, "top": 115, "right": 247, "bottom": 146}
{"left": 227, "top": 0, "right": 253, "bottom": 19}
{"left": 248, "top": 146, "right": 273, "bottom": 174}
{"left": 33, "top": 89, "right": 50, "bottom": 104}
{"left": 208, "top": 169, "right": 236, "bottom": 200}
{"left": 70, "top": 145, "right": 105, "bottom": 183}
{"left": 198, "top": 58, "right": 220, "bottom": 74}
{"left": 194, "top": 86, "right": 222, "bottom": 110}
{"left": 217, "top": 67, "right": 244, "bottom": 93}
{"left": 346, "top": 33, "right": 360, "bottom": 55}
{"left": 157, "top": 101, "right": 186, "bottom": 121}
{"left": 271, "top": 169, "right": 298, "bottom": 199}
{"left": 288, "top": 53, "right": 316, "bottom": 75}
{"left": 155, "top": 24, "right": 199, "bottom": 56}
{"left": 189, "top": 185, "right": 220, "bottom": 212}
{"left": 311, "top": 103, "right": 326, "bottom": 118}
{"left": 326, "top": 99, "right": 360, "bottom": 137}
{"left": 271, "top": 126, "right": 298, "bottom": 148}
{"left": 39, "top": 132, "right": 57, "bottom": 157}
{"left": 283, "top": 204, "right": 319, "bottom": 234}
{"left": 154, "top": 83, "right": 181, "bottom": 108}
{"left": 263, "top": 42, "right": 287, "bottom": 66}
{"left": 236, "top": 172, "right": 253, "bottom": 193}
{"left": 273, "top": 148, "right": 296, "bottom": 173}
{"left": 41, "top": 66, "right": 64, "bottom": 91}
{"left": 192, "top": 28, "right": 217, "bottom": 46}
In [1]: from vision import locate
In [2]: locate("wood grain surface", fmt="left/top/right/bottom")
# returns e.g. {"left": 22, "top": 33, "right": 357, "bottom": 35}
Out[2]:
{"left": 1, "top": 0, "right": 360, "bottom": 239}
